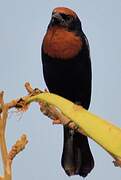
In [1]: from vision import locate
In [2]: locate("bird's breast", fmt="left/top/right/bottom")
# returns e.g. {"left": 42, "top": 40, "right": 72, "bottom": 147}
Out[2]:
{"left": 43, "top": 26, "right": 82, "bottom": 60}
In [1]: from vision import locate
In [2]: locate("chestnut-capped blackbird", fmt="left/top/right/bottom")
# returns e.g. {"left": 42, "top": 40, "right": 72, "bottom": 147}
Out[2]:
{"left": 41, "top": 7, "right": 94, "bottom": 177}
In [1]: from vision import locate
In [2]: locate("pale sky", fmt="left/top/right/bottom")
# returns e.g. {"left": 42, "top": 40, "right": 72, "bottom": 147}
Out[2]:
{"left": 0, "top": 0, "right": 121, "bottom": 180}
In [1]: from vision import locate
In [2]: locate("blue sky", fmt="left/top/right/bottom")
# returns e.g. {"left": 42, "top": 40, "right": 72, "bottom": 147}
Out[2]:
{"left": 0, "top": 0, "right": 121, "bottom": 179}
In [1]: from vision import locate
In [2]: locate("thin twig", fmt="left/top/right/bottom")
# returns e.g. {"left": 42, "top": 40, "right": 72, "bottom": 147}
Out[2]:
{"left": 0, "top": 83, "right": 42, "bottom": 113}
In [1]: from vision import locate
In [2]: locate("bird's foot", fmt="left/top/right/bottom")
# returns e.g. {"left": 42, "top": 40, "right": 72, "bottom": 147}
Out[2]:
{"left": 64, "top": 120, "right": 79, "bottom": 132}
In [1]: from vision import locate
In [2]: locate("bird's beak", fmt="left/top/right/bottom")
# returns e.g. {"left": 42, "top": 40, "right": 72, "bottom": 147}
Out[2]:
{"left": 51, "top": 13, "right": 64, "bottom": 24}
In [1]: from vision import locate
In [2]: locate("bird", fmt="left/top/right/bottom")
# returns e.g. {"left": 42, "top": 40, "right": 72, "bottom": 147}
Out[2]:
{"left": 41, "top": 7, "right": 94, "bottom": 177}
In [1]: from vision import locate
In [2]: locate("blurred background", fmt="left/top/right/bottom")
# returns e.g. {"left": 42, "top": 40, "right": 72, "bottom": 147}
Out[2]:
{"left": 0, "top": 0, "right": 121, "bottom": 179}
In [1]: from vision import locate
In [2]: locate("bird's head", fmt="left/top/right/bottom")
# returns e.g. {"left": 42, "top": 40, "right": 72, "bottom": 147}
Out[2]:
{"left": 48, "top": 7, "right": 82, "bottom": 33}
{"left": 42, "top": 7, "right": 84, "bottom": 60}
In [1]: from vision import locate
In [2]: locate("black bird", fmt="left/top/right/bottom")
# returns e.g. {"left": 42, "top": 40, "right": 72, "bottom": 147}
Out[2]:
{"left": 41, "top": 7, "right": 94, "bottom": 177}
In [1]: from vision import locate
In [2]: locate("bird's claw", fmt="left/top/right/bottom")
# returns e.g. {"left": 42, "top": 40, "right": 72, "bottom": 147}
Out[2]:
{"left": 64, "top": 120, "right": 79, "bottom": 132}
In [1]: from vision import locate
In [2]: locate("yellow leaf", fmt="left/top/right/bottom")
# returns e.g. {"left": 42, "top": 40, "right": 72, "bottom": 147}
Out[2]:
{"left": 27, "top": 92, "right": 121, "bottom": 164}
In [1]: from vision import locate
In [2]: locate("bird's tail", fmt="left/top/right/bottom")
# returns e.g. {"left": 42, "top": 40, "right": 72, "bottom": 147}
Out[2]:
{"left": 61, "top": 126, "right": 94, "bottom": 177}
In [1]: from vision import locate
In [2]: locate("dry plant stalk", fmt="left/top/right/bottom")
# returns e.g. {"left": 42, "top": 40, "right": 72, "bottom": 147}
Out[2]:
{"left": 0, "top": 91, "right": 28, "bottom": 180}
